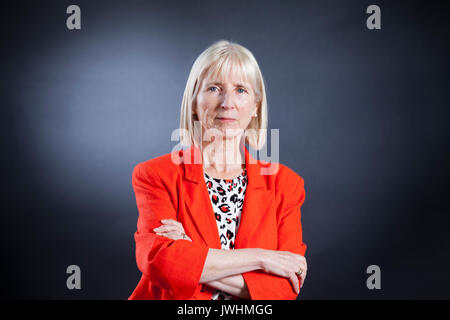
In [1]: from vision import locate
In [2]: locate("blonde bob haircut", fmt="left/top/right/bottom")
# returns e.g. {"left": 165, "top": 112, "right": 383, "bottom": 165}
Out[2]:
{"left": 179, "top": 40, "right": 268, "bottom": 150}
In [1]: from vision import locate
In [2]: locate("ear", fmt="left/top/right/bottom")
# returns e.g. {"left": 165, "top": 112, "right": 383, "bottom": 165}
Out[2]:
{"left": 192, "top": 103, "right": 198, "bottom": 118}
{"left": 253, "top": 104, "right": 259, "bottom": 117}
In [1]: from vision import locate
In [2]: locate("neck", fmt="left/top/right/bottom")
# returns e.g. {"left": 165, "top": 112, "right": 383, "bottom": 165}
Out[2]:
{"left": 201, "top": 135, "right": 245, "bottom": 175}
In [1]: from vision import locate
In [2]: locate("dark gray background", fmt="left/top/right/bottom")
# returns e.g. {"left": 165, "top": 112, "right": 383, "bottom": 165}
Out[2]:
{"left": 1, "top": 0, "right": 449, "bottom": 299}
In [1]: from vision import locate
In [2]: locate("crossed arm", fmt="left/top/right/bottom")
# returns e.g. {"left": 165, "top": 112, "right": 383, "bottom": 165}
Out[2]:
{"left": 204, "top": 274, "right": 250, "bottom": 299}
{"left": 132, "top": 163, "right": 307, "bottom": 300}
{"left": 200, "top": 248, "right": 257, "bottom": 299}
{"left": 153, "top": 221, "right": 307, "bottom": 299}
{"left": 155, "top": 220, "right": 261, "bottom": 298}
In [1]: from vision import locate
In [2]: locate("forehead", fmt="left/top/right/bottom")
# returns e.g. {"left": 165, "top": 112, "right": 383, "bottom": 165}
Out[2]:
{"left": 202, "top": 61, "right": 252, "bottom": 86}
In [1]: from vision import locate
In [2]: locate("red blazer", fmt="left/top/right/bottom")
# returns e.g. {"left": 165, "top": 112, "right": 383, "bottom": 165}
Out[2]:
{"left": 128, "top": 144, "right": 307, "bottom": 300}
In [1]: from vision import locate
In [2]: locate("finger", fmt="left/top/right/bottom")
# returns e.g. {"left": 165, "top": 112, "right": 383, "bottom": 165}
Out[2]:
{"left": 155, "top": 232, "right": 172, "bottom": 238}
{"left": 166, "top": 230, "right": 183, "bottom": 239}
{"left": 302, "top": 274, "right": 306, "bottom": 288}
{"left": 156, "top": 231, "right": 182, "bottom": 240}
{"left": 161, "top": 219, "right": 182, "bottom": 227}
{"left": 289, "top": 273, "right": 300, "bottom": 295}
{"left": 296, "top": 260, "right": 307, "bottom": 273}
{"left": 156, "top": 230, "right": 191, "bottom": 242}
{"left": 295, "top": 268, "right": 305, "bottom": 288}
{"left": 154, "top": 225, "right": 182, "bottom": 233}
{"left": 299, "top": 270, "right": 306, "bottom": 288}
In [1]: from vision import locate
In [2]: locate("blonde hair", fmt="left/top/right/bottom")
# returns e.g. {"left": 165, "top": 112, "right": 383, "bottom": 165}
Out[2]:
{"left": 179, "top": 40, "right": 268, "bottom": 150}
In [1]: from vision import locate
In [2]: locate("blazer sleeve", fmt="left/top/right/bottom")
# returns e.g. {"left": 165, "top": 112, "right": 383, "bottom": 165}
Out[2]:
{"left": 132, "top": 163, "right": 209, "bottom": 300}
{"left": 242, "top": 174, "right": 307, "bottom": 300}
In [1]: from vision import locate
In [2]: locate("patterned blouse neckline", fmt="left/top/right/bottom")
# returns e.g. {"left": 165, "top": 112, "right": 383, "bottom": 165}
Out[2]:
{"left": 203, "top": 168, "right": 247, "bottom": 182}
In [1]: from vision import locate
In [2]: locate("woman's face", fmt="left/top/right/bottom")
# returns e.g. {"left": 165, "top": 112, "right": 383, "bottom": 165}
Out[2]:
{"left": 194, "top": 71, "right": 258, "bottom": 141}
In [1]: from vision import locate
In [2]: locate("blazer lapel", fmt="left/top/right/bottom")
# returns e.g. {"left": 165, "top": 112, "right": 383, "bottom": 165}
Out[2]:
{"left": 182, "top": 145, "right": 222, "bottom": 249}
{"left": 181, "top": 143, "right": 272, "bottom": 250}
{"left": 234, "top": 145, "right": 272, "bottom": 249}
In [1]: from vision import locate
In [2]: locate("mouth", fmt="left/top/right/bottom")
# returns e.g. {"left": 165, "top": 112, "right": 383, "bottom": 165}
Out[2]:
{"left": 216, "top": 117, "right": 236, "bottom": 122}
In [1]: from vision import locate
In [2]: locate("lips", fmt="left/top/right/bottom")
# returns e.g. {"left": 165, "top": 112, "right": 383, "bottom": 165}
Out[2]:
{"left": 216, "top": 117, "right": 236, "bottom": 120}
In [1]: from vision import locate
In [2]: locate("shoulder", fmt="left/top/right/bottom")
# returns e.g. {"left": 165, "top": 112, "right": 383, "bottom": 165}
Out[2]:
{"left": 278, "top": 163, "right": 304, "bottom": 186}
{"left": 257, "top": 160, "right": 304, "bottom": 190}
{"left": 256, "top": 160, "right": 306, "bottom": 209}
{"left": 132, "top": 149, "right": 183, "bottom": 182}
{"left": 260, "top": 161, "right": 306, "bottom": 210}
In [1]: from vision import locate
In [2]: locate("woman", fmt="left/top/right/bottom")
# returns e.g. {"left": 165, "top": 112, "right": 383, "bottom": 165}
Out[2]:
{"left": 129, "top": 40, "right": 307, "bottom": 300}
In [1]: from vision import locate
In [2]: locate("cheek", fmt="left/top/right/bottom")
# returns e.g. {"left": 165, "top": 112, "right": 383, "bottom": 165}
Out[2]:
{"left": 195, "top": 98, "right": 215, "bottom": 126}
{"left": 195, "top": 94, "right": 205, "bottom": 111}
{"left": 197, "top": 94, "right": 216, "bottom": 113}
{"left": 239, "top": 101, "right": 256, "bottom": 117}
{"left": 237, "top": 94, "right": 256, "bottom": 110}
{"left": 238, "top": 105, "right": 257, "bottom": 127}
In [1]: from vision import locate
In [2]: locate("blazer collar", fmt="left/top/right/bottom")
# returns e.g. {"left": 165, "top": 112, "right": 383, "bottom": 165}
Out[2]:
{"left": 182, "top": 143, "right": 267, "bottom": 190}
{"left": 180, "top": 143, "right": 272, "bottom": 249}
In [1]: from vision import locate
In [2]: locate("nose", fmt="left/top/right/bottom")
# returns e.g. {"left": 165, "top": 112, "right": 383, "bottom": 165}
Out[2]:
{"left": 220, "top": 92, "right": 235, "bottom": 110}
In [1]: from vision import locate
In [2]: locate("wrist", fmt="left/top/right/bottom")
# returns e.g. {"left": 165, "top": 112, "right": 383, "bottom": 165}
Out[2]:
{"left": 250, "top": 248, "right": 265, "bottom": 270}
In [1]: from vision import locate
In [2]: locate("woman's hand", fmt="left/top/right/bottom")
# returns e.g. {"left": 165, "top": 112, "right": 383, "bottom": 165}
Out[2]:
{"left": 153, "top": 219, "right": 193, "bottom": 242}
{"left": 257, "top": 249, "right": 307, "bottom": 295}
{"left": 153, "top": 220, "right": 307, "bottom": 294}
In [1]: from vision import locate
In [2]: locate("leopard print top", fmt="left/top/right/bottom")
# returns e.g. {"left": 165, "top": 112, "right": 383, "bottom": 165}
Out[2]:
{"left": 203, "top": 168, "right": 248, "bottom": 300}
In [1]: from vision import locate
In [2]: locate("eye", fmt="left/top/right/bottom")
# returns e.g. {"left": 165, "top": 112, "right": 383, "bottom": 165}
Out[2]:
{"left": 207, "top": 86, "right": 218, "bottom": 92}
{"left": 237, "top": 87, "right": 247, "bottom": 94}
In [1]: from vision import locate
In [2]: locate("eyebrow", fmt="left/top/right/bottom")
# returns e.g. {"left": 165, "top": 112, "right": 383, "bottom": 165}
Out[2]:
{"left": 206, "top": 82, "right": 250, "bottom": 89}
